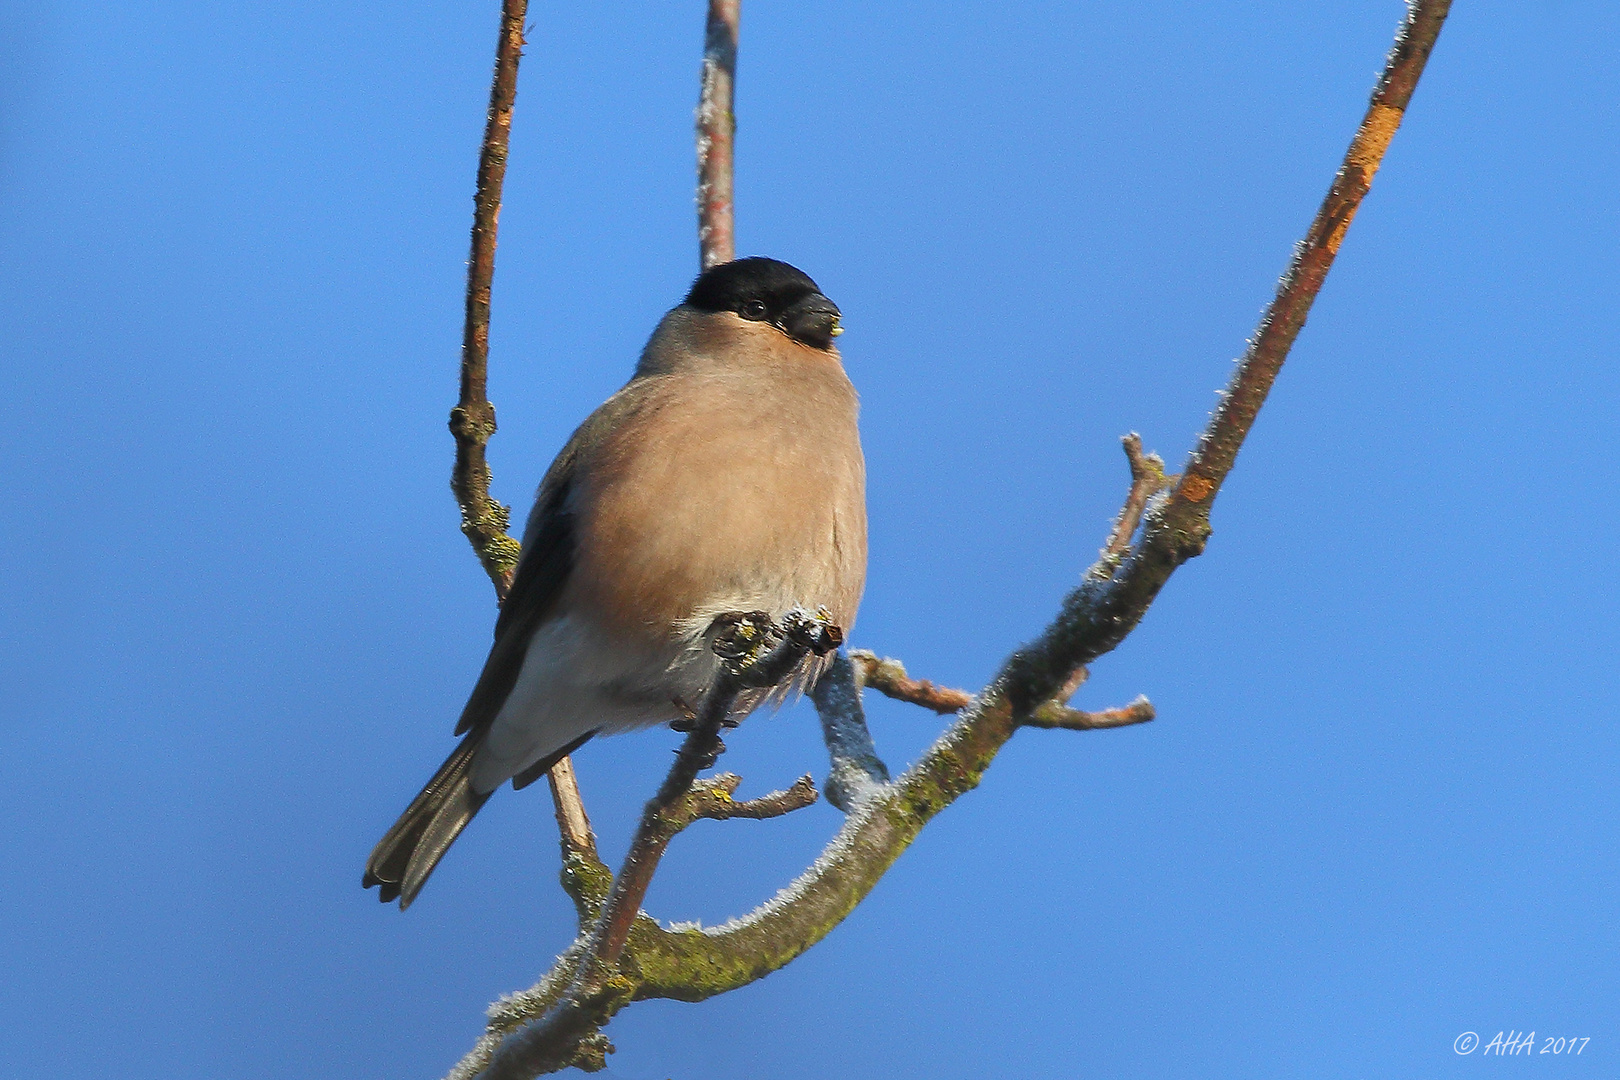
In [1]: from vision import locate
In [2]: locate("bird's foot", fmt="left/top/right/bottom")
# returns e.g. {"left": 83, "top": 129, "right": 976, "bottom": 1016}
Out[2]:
{"left": 781, "top": 606, "right": 844, "bottom": 656}
{"left": 669, "top": 696, "right": 699, "bottom": 732}
{"left": 710, "top": 611, "right": 777, "bottom": 664}
{"left": 682, "top": 737, "right": 726, "bottom": 770}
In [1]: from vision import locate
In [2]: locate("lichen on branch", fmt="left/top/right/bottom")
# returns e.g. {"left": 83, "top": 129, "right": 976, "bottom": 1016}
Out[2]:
{"left": 452, "top": 0, "right": 530, "bottom": 600}
{"left": 443, "top": 3, "right": 1454, "bottom": 1077}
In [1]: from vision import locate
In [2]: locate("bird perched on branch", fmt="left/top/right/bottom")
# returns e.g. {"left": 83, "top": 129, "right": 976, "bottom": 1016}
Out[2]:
{"left": 365, "top": 258, "right": 867, "bottom": 909}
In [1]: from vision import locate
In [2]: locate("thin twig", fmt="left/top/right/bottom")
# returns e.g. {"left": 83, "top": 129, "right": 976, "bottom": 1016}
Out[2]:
{"left": 450, "top": 0, "right": 528, "bottom": 598}
{"left": 478, "top": 614, "right": 836, "bottom": 1078}
{"left": 593, "top": 610, "right": 837, "bottom": 968}
{"left": 595, "top": 696, "right": 733, "bottom": 969}
{"left": 1025, "top": 696, "right": 1156, "bottom": 730}
{"left": 668, "top": 773, "right": 820, "bottom": 828}
{"left": 448, "top": 6, "right": 1453, "bottom": 1078}
{"left": 476, "top": 668, "right": 754, "bottom": 1080}
{"left": 696, "top": 0, "right": 740, "bottom": 269}
{"left": 545, "top": 758, "right": 595, "bottom": 857}
{"left": 848, "top": 650, "right": 972, "bottom": 714}
{"left": 1000, "top": 0, "right": 1453, "bottom": 713}
{"left": 1103, "top": 433, "right": 1171, "bottom": 559}
{"left": 446, "top": 0, "right": 599, "bottom": 905}
{"left": 1162, "top": 0, "right": 1450, "bottom": 530}
{"left": 546, "top": 759, "right": 611, "bottom": 921}
{"left": 852, "top": 651, "right": 1151, "bottom": 731}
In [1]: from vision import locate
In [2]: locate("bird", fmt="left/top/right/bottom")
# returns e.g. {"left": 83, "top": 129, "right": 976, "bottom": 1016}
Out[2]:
{"left": 364, "top": 257, "right": 867, "bottom": 909}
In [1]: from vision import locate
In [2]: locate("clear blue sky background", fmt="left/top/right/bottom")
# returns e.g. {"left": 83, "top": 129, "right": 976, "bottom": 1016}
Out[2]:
{"left": 2, "top": 2, "right": 1615, "bottom": 1077}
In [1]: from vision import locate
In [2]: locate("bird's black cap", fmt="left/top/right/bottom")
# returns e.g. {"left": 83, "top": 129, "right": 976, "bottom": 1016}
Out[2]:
{"left": 685, "top": 257, "right": 842, "bottom": 349}
{"left": 685, "top": 257, "right": 822, "bottom": 312}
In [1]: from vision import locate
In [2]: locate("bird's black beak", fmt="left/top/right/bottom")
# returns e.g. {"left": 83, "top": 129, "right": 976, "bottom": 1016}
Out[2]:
{"left": 780, "top": 293, "right": 843, "bottom": 349}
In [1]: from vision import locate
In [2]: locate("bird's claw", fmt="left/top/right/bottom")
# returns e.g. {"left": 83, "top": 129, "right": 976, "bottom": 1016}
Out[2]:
{"left": 710, "top": 611, "right": 777, "bottom": 663}
{"left": 781, "top": 606, "right": 843, "bottom": 656}
{"left": 669, "top": 696, "right": 699, "bottom": 732}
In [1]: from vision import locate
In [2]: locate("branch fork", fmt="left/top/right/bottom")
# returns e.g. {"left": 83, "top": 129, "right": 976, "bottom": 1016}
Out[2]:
{"left": 442, "top": 2, "right": 1453, "bottom": 1075}
{"left": 668, "top": 772, "right": 820, "bottom": 830}
{"left": 851, "top": 649, "right": 1155, "bottom": 733}
{"left": 473, "top": 612, "right": 838, "bottom": 1078}
{"left": 1102, "top": 433, "right": 1174, "bottom": 564}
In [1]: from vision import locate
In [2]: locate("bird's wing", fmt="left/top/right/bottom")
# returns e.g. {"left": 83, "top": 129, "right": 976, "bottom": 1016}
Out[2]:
{"left": 453, "top": 380, "right": 656, "bottom": 738}
{"left": 453, "top": 472, "right": 573, "bottom": 737}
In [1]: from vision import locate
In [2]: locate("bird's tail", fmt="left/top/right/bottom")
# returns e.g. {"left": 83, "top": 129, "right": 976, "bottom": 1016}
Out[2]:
{"left": 363, "top": 733, "right": 491, "bottom": 910}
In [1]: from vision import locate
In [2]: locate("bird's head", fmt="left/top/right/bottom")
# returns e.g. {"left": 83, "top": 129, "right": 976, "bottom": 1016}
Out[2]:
{"left": 684, "top": 257, "right": 843, "bottom": 351}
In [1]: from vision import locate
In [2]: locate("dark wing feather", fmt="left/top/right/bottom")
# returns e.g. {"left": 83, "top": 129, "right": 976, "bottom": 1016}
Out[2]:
{"left": 453, "top": 384, "right": 655, "bottom": 738}
{"left": 454, "top": 459, "right": 577, "bottom": 737}
{"left": 366, "top": 382, "right": 660, "bottom": 908}
{"left": 509, "top": 728, "right": 599, "bottom": 791}
{"left": 364, "top": 449, "right": 580, "bottom": 908}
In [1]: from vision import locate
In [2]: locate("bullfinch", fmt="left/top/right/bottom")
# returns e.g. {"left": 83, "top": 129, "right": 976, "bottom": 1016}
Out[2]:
{"left": 364, "top": 257, "right": 867, "bottom": 908}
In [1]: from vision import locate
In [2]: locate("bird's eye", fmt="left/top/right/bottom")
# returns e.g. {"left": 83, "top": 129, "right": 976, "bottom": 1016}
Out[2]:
{"left": 739, "top": 299, "right": 769, "bottom": 321}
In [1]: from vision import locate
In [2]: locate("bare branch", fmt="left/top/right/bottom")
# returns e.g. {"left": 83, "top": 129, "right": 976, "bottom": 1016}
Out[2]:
{"left": 545, "top": 759, "right": 610, "bottom": 922}
{"left": 545, "top": 757, "right": 595, "bottom": 857}
{"left": 849, "top": 650, "right": 972, "bottom": 714}
{"left": 593, "top": 610, "right": 838, "bottom": 970}
{"left": 724, "top": 775, "right": 820, "bottom": 818}
{"left": 448, "top": 6, "right": 1453, "bottom": 1077}
{"left": 1000, "top": 0, "right": 1452, "bottom": 714}
{"left": 450, "top": 0, "right": 528, "bottom": 598}
{"left": 1103, "top": 433, "right": 1171, "bottom": 559}
{"left": 593, "top": 688, "right": 739, "bottom": 971}
{"left": 1025, "top": 696, "right": 1156, "bottom": 730}
{"left": 445, "top": 0, "right": 598, "bottom": 903}
{"left": 810, "top": 651, "right": 891, "bottom": 811}
{"left": 669, "top": 773, "right": 820, "bottom": 828}
{"left": 472, "top": 613, "right": 839, "bottom": 1078}
{"left": 849, "top": 652, "right": 1147, "bottom": 731}
{"left": 696, "top": 0, "right": 740, "bottom": 269}
{"left": 1164, "top": 1, "right": 1451, "bottom": 527}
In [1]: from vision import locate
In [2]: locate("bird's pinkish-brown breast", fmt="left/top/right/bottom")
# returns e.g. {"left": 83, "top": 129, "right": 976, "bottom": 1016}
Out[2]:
{"left": 564, "top": 345, "right": 866, "bottom": 651}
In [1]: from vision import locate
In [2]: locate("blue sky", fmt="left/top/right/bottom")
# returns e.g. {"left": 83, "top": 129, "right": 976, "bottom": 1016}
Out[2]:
{"left": 2, "top": 2, "right": 1615, "bottom": 1077}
